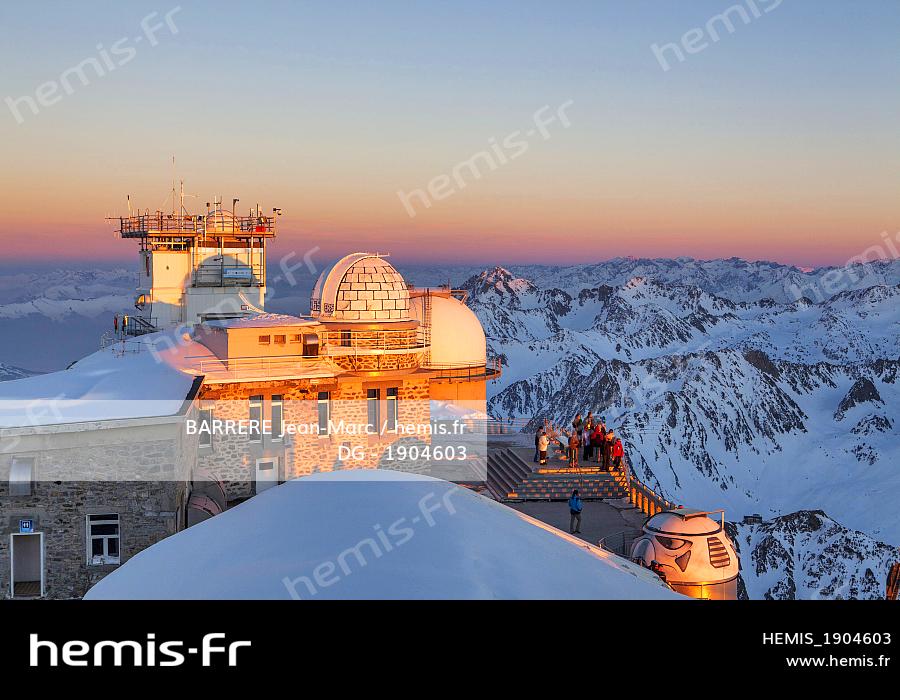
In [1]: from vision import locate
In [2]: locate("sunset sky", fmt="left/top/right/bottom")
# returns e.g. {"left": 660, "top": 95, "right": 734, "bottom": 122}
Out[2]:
{"left": 1, "top": 0, "right": 897, "bottom": 267}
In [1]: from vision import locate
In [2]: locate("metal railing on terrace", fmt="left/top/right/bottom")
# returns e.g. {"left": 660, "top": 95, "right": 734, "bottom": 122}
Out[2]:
{"left": 115, "top": 212, "right": 277, "bottom": 238}
{"left": 319, "top": 328, "right": 427, "bottom": 353}
{"left": 183, "top": 353, "right": 335, "bottom": 382}
{"left": 424, "top": 358, "right": 503, "bottom": 381}
{"left": 193, "top": 262, "right": 266, "bottom": 287}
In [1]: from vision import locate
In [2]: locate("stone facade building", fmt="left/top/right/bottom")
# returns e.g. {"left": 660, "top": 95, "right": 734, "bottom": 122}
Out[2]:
{"left": 0, "top": 251, "right": 497, "bottom": 598}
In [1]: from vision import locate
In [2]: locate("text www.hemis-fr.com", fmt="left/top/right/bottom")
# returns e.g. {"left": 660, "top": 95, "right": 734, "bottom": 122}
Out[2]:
{"left": 785, "top": 655, "right": 891, "bottom": 669}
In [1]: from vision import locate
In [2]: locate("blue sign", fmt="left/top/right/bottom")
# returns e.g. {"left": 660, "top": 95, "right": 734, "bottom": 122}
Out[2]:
{"left": 222, "top": 267, "right": 253, "bottom": 280}
{"left": 19, "top": 519, "right": 34, "bottom": 534}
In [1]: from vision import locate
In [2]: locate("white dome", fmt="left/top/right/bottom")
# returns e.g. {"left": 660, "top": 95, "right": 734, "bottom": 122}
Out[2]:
{"left": 204, "top": 208, "right": 237, "bottom": 233}
{"left": 311, "top": 253, "right": 410, "bottom": 322}
{"left": 410, "top": 294, "right": 486, "bottom": 367}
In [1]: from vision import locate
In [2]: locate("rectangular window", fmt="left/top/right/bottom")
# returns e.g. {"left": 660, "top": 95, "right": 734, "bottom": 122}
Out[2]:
{"left": 249, "top": 395, "right": 263, "bottom": 442}
{"left": 271, "top": 395, "right": 284, "bottom": 441}
{"left": 274, "top": 334, "right": 286, "bottom": 345}
{"left": 290, "top": 334, "right": 302, "bottom": 343}
{"left": 340, "top": 330, "right": 352, "bottom": 347}
{"left": 258, "top": 335, "right": 271, "bottom": 345}
{"left": 303, "top": 334, "right": 319, "bottom": 357}
{"left": 367, "top": 388, "right": 380, "bottom": 433}
{"left": 317, "top": 391, "right": 331, "bottom": 435}
{"left": 9, "top": 457, "right": 34, "bottom": 496}
{"left": 386, "top": 387, "right": 398, "bottom": 432}
{"left": 86, "top": 514, "right": 120, "bottom": 565}
{"left": 198, "top": 408, "right": 213, "bottom": 448}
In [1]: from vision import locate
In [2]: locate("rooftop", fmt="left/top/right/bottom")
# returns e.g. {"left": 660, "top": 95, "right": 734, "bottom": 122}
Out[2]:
{"left": 202, "top": 313, "right": 316, "bottom": 329}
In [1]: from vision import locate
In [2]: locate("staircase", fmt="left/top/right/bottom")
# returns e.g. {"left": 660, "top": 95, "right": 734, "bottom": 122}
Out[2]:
{"left": 487, "top": 447, "right": 628, "bottom": 502}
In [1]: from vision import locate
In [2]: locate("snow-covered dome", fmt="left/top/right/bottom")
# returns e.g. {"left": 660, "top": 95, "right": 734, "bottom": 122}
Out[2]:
{"left": 311, "top": 253, "right": 410, "bottom": 322}
{"left": 84, "top": 470, "right": 680, "bottom": 600}
{"left": 410, "top": 294, "right": 486, "bottom": 367}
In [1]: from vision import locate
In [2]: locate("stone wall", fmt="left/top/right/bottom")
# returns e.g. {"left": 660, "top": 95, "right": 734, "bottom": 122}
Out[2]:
{"left": 197, "top": 376, "right": 433, "bottom": 499}
{"left": 0, "top": 416, "right": 197, "bottom": 599}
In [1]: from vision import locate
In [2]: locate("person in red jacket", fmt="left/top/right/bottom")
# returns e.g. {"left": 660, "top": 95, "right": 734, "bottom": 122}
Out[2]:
{"left": 611, "top": 437, "right": 624, "bottom": 469}
{"left": 591, "top": 423, "right": 604, "bottom": 463}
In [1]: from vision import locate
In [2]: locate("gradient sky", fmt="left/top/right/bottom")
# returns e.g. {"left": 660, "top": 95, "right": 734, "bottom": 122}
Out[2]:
{"left": 1, "top": 0, "right": 897, "bottom": 267}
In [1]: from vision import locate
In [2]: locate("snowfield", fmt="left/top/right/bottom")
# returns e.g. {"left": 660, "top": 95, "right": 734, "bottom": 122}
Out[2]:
{"left": 86, "top": 471, "right": 681, "bottom": 600}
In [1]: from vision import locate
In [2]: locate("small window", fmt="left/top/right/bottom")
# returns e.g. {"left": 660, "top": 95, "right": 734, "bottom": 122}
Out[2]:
{"left": 198, "top": 408, "right": 213, "bottom": 448}
{"left": 340, "top": 330, "right": 352, "bottom": 347}
{"left": 271, "top": 395, "right": 284, "bottom": 441}
{"left": 87, "top": 514, "right": 120, "bottom": 565}
{"left": 303, "top": 334, "right": 320, "bottom": 357}
{"left": 249, "top": 395, "right": 263, "bottom": 443}
{"left": 9, "top": 457, "right": 34, "bottom": 496}
{"left": 289, "top": 334, "right": 302, "bottom": 343}
{"left": 258, "top": 335, "right": 271, "bottom": 345}
{"left": 317, "top": 391, "right": 331, "bottom": 435}
{"left": 367, "top": 388, "right": 380, "bottom": 433}
{"left": 274, "top": 335, "right": 286, "bottom": 345}
{"left": 386, "top": 387, "right": 398, "bottom": 432}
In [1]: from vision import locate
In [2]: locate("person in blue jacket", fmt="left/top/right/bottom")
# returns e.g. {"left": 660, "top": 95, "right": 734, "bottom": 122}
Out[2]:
{"left": 568, "top": 488, "right": 583, "bottom": 534}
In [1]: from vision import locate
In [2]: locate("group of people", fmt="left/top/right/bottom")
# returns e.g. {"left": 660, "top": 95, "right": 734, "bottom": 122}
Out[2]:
{"left": 534, "top": 412, "right": 624, "bottom": 470}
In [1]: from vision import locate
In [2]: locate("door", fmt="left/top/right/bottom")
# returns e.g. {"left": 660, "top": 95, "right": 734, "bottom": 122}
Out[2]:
{"left": 255, "top": 458, "right": 278, "bottom": 494}
{"left": 10, "top": 533, "right": 44, "bottom": 598}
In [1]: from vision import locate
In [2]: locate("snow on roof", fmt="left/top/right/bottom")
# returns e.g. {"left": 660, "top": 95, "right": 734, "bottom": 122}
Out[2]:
{"left": 85, "top": 470, "right": 682, "bottom": 600}
{"left": 0, "top": 330, "right": 204, "bottom": 427}
{"left": 202, "top": 313, "right": 316, "bottom": 329}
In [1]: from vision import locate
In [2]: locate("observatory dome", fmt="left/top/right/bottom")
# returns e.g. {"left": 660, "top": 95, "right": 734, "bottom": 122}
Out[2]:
{"left": 311, "top": 253, "right": 410, "bottom": 322}
{"left": 410, "top": 294, "right": 486, "bottom": 367}
{"left": 630, "top": 508, "right": 739, "bottom": 600}
{"left": 204, "top": 208, "right": 237, "bottom": 233}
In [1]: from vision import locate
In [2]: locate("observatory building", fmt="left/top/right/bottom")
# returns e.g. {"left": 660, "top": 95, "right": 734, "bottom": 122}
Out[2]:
{"left": 120, "top": 198, "right": 277, "bottom": 331}
{"left": 629, "top": 508, "right": 740, "bottom": 600}
{"left": 0, "top": 192, "right": 500, "bottom": 599}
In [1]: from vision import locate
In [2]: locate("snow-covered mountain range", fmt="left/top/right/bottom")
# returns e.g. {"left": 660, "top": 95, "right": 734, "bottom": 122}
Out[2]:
{"left": 463, "top": 258, "right": 900, "bottom": 598}
{"left": 0, "top": 363, "right": 39, "bottom": 382}
{"left": 728, "top": 511, "right": 897, "bottom": 600}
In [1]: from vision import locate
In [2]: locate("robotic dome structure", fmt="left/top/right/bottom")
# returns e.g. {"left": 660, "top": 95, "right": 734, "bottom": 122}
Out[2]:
{"left": 630, "top": 508, "right": 740, "bottom": 600}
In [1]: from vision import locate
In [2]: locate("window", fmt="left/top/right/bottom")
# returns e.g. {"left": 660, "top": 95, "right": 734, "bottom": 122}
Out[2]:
{"left": 290, "top": 334, "right": 302, "bottom": 343}
{"left": 258, "top": 335, "right": 271, "bottom": 345}
{"left": 87, "top": 514, "right": 120, "bottom": 565}
{"left": 271, "top": 395, "right": 284, "bottom": 441}
{"left": 274, "top": 334, "right": 286, "bottom": 345}
{"left": 9, "top": 457, "right": 34, "bottom": 496}
{"left": 249, "top": 395, "right": 263, "bottom": 442}
{"left": 386, "top": 387, "right": 398, "bottom": 432}
{"left": 340, "top": 330, "right": 352, "bottom": 347}
{"left": 303, "top": 334, "right": 319, "bottom": 357}
{"left": 317, "top": 391, "right": 331, "bottom": 435}
{"left": 367, "top": 388, "right": 380, "bottom": 433}
{"left": 198, "top": 408, "right": 213, "bottom": 448}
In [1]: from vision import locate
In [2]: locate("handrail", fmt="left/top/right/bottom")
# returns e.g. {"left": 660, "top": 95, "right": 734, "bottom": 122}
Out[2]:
{"left": 184, "top": 353, "right": 335, "bottom": 380}
{"left": 114, "top": 212, "right": 276, "bottom": 237}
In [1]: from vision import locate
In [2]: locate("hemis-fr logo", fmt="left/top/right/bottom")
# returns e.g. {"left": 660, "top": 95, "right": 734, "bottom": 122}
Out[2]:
{"left": 30, "top": 633, "right": 251, "bottom": 667}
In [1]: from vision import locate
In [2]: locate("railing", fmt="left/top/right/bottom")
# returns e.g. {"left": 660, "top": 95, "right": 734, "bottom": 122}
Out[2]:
{"left": 193, "top": 262, "right": 266, "bottom": 287}
{"left": 618, "top": 457, "right": 678, "bottom": 515}
{"left": 425, "top": 357, "right": 503, "bottom": 382}
{"left": 319, "top": 328, "right": 427, "bottom": 353}
{"left": 598, "top": 528, "right": 644, "bottom": 557}
{"left": 115, "top": 212, "right": 276, "bottom": 238}
{"left": 183, "top": 353, "right": 334, "bottom": 381}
